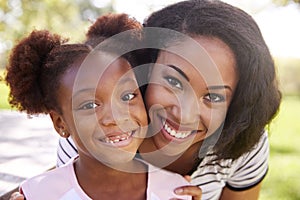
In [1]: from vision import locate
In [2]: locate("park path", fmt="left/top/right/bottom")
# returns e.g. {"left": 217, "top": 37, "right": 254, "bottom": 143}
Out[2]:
{"left": 0, "top": 110, "right": 58, "bottom": 197}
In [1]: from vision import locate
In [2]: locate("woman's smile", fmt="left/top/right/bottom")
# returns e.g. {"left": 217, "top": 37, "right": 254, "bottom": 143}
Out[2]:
{"left": 159, "top": 116, "right": 206, "bottom": 142}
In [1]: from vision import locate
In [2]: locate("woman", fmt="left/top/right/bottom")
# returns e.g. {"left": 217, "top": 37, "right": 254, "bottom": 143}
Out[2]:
{"left": 138, "top": 0, "right": 281, "bottom": 199}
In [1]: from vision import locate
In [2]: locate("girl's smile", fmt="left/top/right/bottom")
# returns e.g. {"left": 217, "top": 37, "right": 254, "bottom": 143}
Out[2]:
{"left": 98, "top": 130, "right": 134, "bottom": 144}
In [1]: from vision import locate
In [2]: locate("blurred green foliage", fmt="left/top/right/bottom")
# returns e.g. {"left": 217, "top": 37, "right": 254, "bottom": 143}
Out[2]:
{"left": 0, "top": 68, "right": 10, "bottom": 109}
{"left": 275, "top": 58, "right": 300, "bottom": 96}
{"left": 0, "top": 0, "right": 113, "bottom": 68}
{"left": 261, "top": 96, "right": 300, "bottom": 200}
{"left": 273, "top": 0, "right": 300, "bottom": 5}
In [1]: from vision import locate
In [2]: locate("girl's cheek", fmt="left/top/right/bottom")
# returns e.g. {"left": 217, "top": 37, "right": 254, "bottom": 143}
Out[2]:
{"left": 74, "top": 114, "right": 99, "bottom": 136}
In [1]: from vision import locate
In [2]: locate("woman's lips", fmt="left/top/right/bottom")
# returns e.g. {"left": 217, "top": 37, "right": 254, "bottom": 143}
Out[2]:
{"left": 159, "top": 117, "right": 201, "bottom": 141}
{"left": 163, "top": 120, "right": 195, "bottom": 139}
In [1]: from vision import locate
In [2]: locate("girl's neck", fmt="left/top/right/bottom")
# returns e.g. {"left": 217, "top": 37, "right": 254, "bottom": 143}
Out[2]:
{"left": 74, "top": 154, "right": 148, "bottom": 200}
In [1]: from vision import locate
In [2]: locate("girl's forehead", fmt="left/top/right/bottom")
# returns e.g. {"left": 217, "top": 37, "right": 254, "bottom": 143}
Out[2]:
{"left": 75, "top": 52, "right": 129, "bottom": 77}
{"left": 70, "top": 55, "right": 134, "bottom": 92}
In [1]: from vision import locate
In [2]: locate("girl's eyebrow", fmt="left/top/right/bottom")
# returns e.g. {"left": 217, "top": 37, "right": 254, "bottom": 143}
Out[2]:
{"left": 72, "top": 77, "right": 137, "bottom": 98}
{"left": 207, "top": 85, "right": 233, "bottom": 92}
{"left": 72, "top": 88, "right": 94, "bottom": 99}
{"left": 118, "top": 76, "right": 137, "bottom": 85}
{"left": 166, "top": 64, "right": 189, "bottom": 81}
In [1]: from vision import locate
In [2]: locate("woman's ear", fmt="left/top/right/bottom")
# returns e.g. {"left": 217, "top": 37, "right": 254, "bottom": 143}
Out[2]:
{"left": 49, "top": 110, "right": 70, "bottom": 138}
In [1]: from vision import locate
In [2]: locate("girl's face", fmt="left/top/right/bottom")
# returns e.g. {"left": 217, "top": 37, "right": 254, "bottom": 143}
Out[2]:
{"left": 145, "top": 36, "right": 238, "bottom": 155}
{"left": 56, "top": 52, "right": 148, "bottom": 166}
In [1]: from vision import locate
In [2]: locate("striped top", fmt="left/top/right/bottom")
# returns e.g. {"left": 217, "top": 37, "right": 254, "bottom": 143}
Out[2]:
{"left": 190, "top": 132, "right": 269, "bottom": 200}
{"left": 57, "top": 132, "right": 269, "bottom": 200}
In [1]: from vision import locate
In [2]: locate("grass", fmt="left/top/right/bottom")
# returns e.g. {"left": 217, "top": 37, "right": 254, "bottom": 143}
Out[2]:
{"left": 260, "top": 96, "right": 300, "bottom": 200}
{"left": 0, "top": 67, "right": 299, "bottom": 199}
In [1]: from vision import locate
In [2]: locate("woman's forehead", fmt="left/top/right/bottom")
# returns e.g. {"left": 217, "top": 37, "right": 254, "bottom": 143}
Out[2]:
{"left": 155, "top": 36, "right": 237, "bottom": 90}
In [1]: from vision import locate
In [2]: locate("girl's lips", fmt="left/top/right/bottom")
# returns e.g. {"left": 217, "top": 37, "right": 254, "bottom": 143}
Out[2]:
{"left": 98, "top": 131, "right": 136, "bottom": 147}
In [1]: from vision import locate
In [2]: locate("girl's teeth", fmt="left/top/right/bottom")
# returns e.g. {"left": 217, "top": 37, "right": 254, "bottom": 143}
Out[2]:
{"left": 102, "top": 132, "right": 131, "bottom": 144}
{"left": 163, "top": 121, "right": 193, "bottom": 139}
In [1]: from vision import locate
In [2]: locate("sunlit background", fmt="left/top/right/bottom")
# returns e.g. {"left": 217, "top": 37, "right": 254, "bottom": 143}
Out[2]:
{"left": 0, "top": 0, "right": 300, "bottom": 199}
{"left": 114, "top": 0, "right": 300, "bottom": 58}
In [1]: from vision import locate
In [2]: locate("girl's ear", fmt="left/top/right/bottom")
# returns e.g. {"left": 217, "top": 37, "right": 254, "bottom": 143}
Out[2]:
{"left": 50, "top": 110, "right": 70, "bottom": 138}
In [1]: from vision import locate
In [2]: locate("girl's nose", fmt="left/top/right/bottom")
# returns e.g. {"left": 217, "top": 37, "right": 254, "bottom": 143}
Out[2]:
{"left": 98, "top": 104, "right": 128, "bottom": 127}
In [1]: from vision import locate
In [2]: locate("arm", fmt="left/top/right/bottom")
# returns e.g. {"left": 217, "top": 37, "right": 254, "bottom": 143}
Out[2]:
{"left": 175, "top": 175, "right": 202, "bottom": 200}
{"left": 9, "top": 192, "right": 25, "bottom": 200}
{"left": 175, "top": 186, "right": 202, "bottom": 200}
{"left": 220, "top": 183, "right": 261, "bottom": 200}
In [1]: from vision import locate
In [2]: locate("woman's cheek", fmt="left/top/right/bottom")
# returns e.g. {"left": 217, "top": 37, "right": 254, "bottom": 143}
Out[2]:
{"left": 204, "top": 108, "right": 227, "bottom": 136}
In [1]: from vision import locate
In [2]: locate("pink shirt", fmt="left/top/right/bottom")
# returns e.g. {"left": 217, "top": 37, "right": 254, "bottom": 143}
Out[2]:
{"left": 21, "top": 158, "right": 191, "bottom": 200}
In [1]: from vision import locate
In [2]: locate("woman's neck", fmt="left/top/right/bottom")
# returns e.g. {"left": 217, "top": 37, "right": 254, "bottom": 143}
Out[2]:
{"left": 139, "top": 138, "right": 202, "bottom": 175}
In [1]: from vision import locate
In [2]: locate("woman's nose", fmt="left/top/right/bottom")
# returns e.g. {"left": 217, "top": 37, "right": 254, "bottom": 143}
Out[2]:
{"left": 170, "top": 95, "right": 201, "bottom": 124}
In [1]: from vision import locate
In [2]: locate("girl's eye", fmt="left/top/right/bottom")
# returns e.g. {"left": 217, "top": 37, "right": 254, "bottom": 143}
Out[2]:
{"left": 121, "top": 93, "right": 136, "bottom": 101}
{"left": 164, "top": 76, "right": 183, "bottom": 90}
{"left": 79, "top": 102, "right": 99, "bottom": 110}
{"left": 204, "top": 93, "right": 225, "bottom": 103}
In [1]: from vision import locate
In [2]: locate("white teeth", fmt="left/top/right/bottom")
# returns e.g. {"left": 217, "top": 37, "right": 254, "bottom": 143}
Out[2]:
{"left": 162, "top": 121, "right": 193, "bottom": 139}
{"left": 171, "top": 130, "right": 176, "bottom": 136}
{"left": 167, "top": 127, "right": 172, "bottom": 133}
{"left": 101, "top": 132, "right": 132, "bottom": 144}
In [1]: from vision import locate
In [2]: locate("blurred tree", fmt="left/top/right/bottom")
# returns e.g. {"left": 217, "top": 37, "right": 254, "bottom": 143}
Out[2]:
{"left": 0, "top": 0, "right": 113, "bottom": 69}
{"left": 273, "top": 0, "right": 300, "bottom": 5}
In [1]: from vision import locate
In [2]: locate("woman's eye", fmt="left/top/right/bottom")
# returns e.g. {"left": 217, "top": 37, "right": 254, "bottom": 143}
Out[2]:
{"left": 204, "top": 93, "right": 225, "bottom": 103}
{"left": 164, "top": 76, "right": 183, "bottom": 90}
{"left": 79, "top": 102, "right": 99, "bottom": 110}
{"left": 121, "top": 93, "right": 136, "bottom": 101}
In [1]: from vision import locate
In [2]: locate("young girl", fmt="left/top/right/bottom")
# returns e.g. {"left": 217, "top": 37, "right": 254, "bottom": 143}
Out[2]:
{"left": 5, "top": 14, "right": 192, "bottom": 200}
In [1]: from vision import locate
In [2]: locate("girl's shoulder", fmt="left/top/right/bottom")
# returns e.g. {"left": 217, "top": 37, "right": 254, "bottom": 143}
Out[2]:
{"left": 20, "top": 157, "right": 91, "bottom": 200}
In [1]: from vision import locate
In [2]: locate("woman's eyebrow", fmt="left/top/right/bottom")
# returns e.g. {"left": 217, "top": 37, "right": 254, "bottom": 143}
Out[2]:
{"left": 166, "top": 64, "right": 189, "bottom": 81}
{"left": 207, "top": 85, "right": 232, "bottom": 92}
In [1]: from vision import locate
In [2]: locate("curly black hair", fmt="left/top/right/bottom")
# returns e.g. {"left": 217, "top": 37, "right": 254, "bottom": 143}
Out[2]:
{"left": 5, "top": 13, "right": 143, "bottom": 116}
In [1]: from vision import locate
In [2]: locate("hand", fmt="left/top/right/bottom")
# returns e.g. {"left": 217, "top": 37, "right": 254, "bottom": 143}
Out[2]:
{"left": 9, "top": 192, "right": 25, "bottom": 200}
{"left": 174, "top": 175, "right": 202, "bottom": 200}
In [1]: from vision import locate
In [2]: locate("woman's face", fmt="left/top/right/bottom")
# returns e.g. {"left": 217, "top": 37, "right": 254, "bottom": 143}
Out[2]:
{"left": 145, "top": 36, "right": 238, "bottom": 155}
{"left": 56, "top": 52, "right": 148, "bottom": 166}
